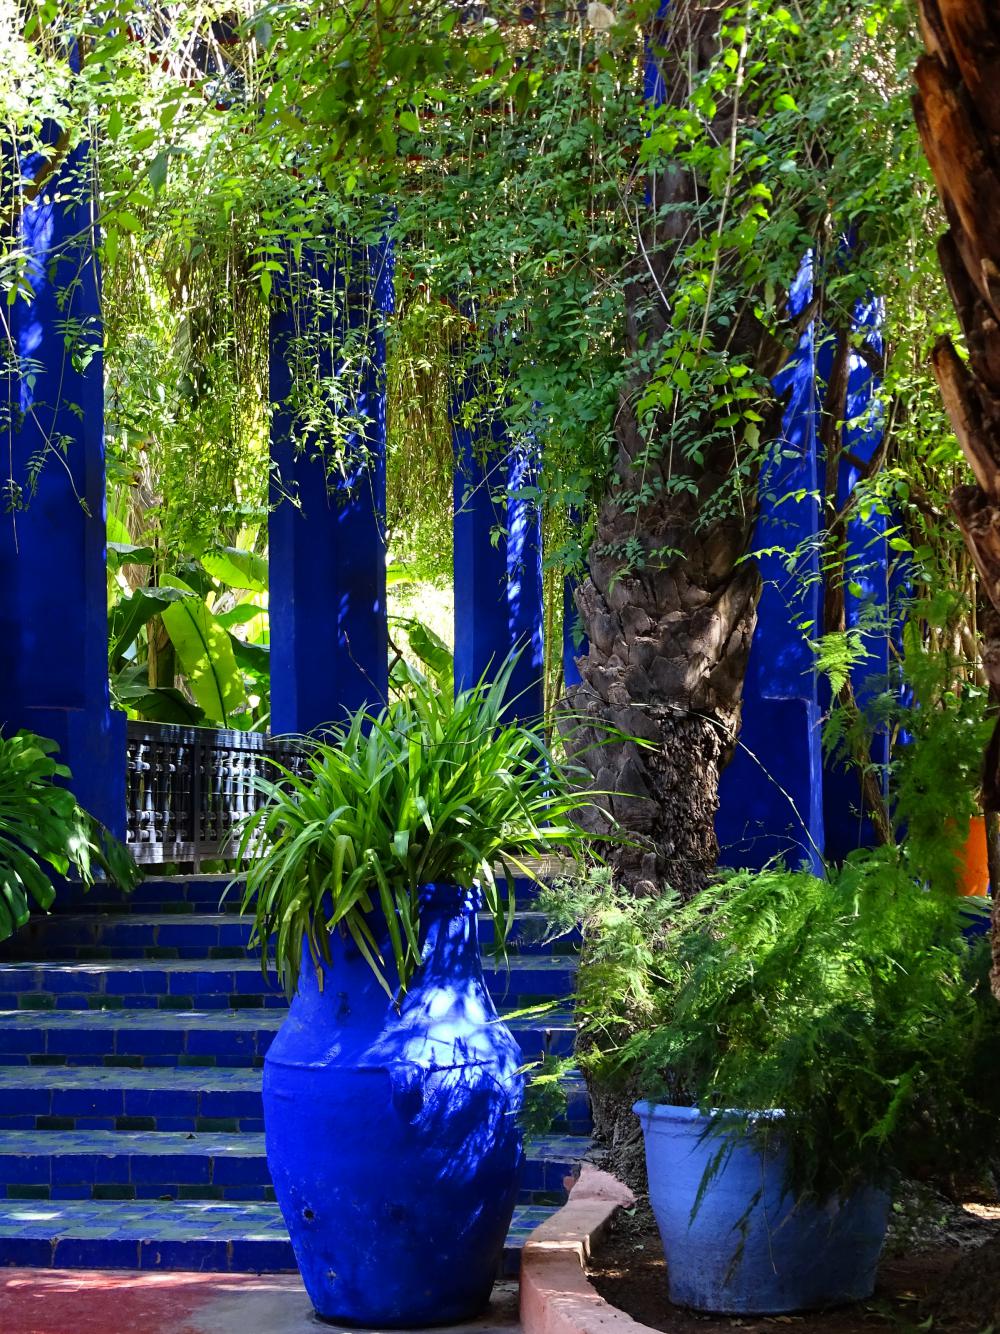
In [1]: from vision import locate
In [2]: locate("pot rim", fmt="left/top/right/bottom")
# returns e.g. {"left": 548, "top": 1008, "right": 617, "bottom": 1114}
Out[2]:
{"left": 633, "top": 1100, "right": 785, "bottom": 1125}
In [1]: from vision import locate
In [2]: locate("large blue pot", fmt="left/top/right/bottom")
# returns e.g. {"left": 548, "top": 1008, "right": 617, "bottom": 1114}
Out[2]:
{"left": 264, "top": 885, "right": 524, "bottom": 1327}
{"left": 634, "top": 1102, "right": 889, "bottom": 1314}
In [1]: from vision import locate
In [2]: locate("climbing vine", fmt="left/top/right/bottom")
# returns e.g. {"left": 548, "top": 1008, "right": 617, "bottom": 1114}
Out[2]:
{"left": 0, "top": 1, "right": 986, "bottom": 752}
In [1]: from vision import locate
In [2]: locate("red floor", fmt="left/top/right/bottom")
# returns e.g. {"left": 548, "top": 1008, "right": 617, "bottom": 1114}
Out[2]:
{"left": 0, "top": 1270, "right": 522, "bottom": 1334}
{"left": 0, "top": 1269, "right": 310, "bottom": 1334}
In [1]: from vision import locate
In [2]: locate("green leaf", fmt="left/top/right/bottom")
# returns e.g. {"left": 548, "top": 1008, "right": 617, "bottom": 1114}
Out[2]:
{"left": 116, "top": 684, "right": 207, "bottom": 726}
{"left": 217, "top": 603, "right": 267, "bottom": 630}
{"left": 399, "top": 618, "right": 454, "bottom": 689}
{"left": 108, "top": 586, "right": 191, "bottom": 666}
{"left": 107, "top": 542, "right": 155, "bottom": 571}
{"left": 230, "top": 636, "right": 271, "bottom": 680}
{"left": 0, "top": 730, "right": 139, "bottom": 944}
{"left": 160, "top": 578, "right": 247, "bottom": 726}
{"left": 148, "top": 150, "right": 169, "bottom": 192}
{"left": 201, "top": 548, "right": 268, "bottom": 593}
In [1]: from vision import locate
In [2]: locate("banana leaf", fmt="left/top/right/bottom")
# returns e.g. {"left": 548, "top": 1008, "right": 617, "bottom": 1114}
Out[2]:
{"left": 160, "top": 577, "right": 246, "bottom": 727}
{"left": 202, "top": 547, "right": 268, "bottom": 593}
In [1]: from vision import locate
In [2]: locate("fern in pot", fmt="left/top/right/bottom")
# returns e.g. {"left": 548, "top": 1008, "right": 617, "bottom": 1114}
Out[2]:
{"left": 238, "top": 661, "right": 597, "bottom": 1328}
{"left": 549, "top": 853, "right": 1000, "bottom": 1315}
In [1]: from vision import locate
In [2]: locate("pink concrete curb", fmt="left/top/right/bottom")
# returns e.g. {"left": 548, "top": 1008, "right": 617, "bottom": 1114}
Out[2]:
{"left": 521, "top": 1164, "right": 661, "bottom": 1334}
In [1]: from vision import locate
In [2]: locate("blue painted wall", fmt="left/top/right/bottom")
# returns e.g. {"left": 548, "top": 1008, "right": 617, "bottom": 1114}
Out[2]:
{"left": 451, "top": 369, "right": 544, "bottom": 722}
{"left": 268, "top": 239, "right": 393, "bottom": 734}
{"left": 820, "top": 297, "right": 894, "bottom": 860}
{"left": 716, "top": 260, "right": 825, "bottom": 872}
{"left": 717, "top": 277, "right": 895, "bottom": 870}
{"left": 0, "top": 139, "right": 124, "bottom": 836}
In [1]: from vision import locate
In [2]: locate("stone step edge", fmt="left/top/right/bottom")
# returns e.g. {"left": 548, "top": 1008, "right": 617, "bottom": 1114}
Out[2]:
{"left": 0, "top": 955, "right": 574, "bottom": 975}
{"left": 0, "top": 1127, "right": 588, "bottom": 1161}
{"left": 0, "top": 1006, "right": 576, "bottom": 1028}
{"left": 0, "top": 1063, "right": 587, "bottom": 1089}
{"left": 0, "top": 1199, "right": 557, "bottom": 1274}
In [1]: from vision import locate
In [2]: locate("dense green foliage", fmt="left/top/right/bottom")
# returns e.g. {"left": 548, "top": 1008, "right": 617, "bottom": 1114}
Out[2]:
{"left": 545, "top": 858, "right": 1000, "bottom": 1202}
{"left": 238, "top": 658, "right": 601, "bottom": 995}
{"left": 107, "top": 541, "right": 269, "bottom": 727}
{"left": 4, "top": 5, "right": 999, "bottom": 1223}
{"left": 0, "top": 731, "right": 140, "bottom": 941}
{"left": 4, "top": 2, "right": 973, "bottom": 723}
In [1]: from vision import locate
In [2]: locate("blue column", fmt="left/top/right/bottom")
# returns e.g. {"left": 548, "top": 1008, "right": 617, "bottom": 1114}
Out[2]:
{"left": 0, "top": 139, "right": 125, "bottom": 836}
{"left": 821, "top": 296, "right": 892, "bottom": 859}
{"left": 716, "top": 259, "right": 825, "bottom": 872}
{"left": 269, "top": 239, "right": 392, "bottom": 734}
{"left": 451, "top": 370, "right": 544, "bottom": 721}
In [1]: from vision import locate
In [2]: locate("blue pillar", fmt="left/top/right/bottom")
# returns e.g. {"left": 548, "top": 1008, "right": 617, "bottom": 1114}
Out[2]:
{"left": 821, "top": 296, "right": 892, "bottom": 859}
{"left": 0, "top": 139, "right": 125, "bottom": 836}
{"left": 269, "top": 239, "right": 392, "bottom": 734}
{"left": 716, "top": 259, "right": 825, "bottom": 872}
{"left": 451, "top": 370, "right": 544, "bottom": 721}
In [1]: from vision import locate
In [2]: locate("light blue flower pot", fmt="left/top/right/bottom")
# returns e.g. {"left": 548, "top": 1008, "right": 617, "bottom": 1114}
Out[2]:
{"left": 634, "top": 1101, "right": 889, "bottom": 1314}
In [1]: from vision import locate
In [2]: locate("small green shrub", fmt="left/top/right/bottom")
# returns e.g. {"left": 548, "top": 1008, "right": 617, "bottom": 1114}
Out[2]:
{"left": 0, "top": 730, "right": 140, "bottom": 940}
{"left": 822, "top": 596, "right": 992, "bottom": 893}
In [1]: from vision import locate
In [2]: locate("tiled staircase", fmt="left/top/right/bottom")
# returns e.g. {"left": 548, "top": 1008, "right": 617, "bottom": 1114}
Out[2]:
{"left": 0, "top": 877, "right": 588, "bottom": 1272}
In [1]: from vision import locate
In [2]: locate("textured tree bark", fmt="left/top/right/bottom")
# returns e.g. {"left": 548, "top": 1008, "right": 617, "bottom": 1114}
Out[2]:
{"left": 562, "top": 0, "right": 789, "bottom": 899}
{"left": 914, "top": 0, "right": 1000, "bottom": 996}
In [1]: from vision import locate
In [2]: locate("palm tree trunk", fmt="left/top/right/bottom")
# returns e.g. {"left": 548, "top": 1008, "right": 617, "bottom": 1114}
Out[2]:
{"left": 914, "top": 0, "right": 1000, "bottom": 994}
{"left": 562, "top": 0, "right": 790, "bottom": 898}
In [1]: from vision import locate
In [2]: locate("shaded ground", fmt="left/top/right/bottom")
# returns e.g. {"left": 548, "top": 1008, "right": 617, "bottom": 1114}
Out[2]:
{"left": 587, "top": 1187, "right": 1000, "bottom": 1333}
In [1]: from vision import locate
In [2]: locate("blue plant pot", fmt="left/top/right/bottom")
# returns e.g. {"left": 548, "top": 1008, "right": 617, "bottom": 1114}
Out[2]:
{"left": 634, "top": 1102, "right": 889, "bottom": 1315}
{"left": 264, "top": 885, "right": 524, "bottom": 1327}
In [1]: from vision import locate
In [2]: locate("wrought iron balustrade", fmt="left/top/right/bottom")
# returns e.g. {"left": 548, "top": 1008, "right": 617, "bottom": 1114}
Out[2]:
{"left": 125, "top": 722, "right": 301, "bottom": 867}
{"left": 124, "top": 722, "right": 573, "bottom": 880}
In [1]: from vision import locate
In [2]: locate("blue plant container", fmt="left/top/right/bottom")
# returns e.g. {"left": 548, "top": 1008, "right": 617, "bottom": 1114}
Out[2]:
{"left": 264, "top": 885, "right": 524, "bottom": 1327}
{"left": 634, "top": 1101, "right": 889, "bottom": 1314}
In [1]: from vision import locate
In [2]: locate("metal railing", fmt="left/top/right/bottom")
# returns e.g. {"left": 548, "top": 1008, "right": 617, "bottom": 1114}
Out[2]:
{"left": 125, "top": 722, "right": 297, "bottom": 868}
{"left": 124, "top": 722, "right": 573, "bottom": 880}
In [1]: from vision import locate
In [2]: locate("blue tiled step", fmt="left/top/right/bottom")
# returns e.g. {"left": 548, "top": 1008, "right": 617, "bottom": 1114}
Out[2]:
{"left": 0, "top": 1129, "right": 273, "bottom": 1201}
{"left": 0, "top": 1129, "right": 587, "bottom": 1204}
{"left": 0, "top": 1065, "right": 264, "bottom": 1131}
{"left": 0, "top": 960, "right": 284, "bottom": 1010}
{"left": 0, "top": 1007, "right": 578, "bottom": 1066}
{"left": 0, "top": 1064, "right": 591, "bottom": 1135}
{"left": 0, "top": 1196, "right": 554, "bottom": 1273}
{"left": 1, "top": 870, "right": 588, "bottom": 1275}
{"left": 0, "top": 956, "right": 577, "bottom": 1011}
{"left": 6, "top": 911, "right": 577, "bottom": 960}
{"left": 0, "top": 1008, "right": 279, "bottom": 1067}
{"left": 52, "top": 877, "right": 238, "bottom": 915}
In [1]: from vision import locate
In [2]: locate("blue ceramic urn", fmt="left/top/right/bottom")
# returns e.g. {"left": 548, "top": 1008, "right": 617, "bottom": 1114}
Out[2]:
{"left": 634, "top": 1102, "right": 889, "bottom": 1314}
{"left": 263, "top": 884, "right": 525, "bottom": 1327}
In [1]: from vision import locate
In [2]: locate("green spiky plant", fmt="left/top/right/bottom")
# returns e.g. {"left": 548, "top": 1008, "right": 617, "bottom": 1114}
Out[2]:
{"left": 238, "top": 656, "right": 603, "bottom": 997}
{"left": 0, "top": 731, "right": 140, "bottom": 941}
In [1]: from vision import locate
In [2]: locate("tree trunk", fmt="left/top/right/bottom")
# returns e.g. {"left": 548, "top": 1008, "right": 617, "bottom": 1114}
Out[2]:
{"left": 914, "top": 0, "right": 1000, "bottom": 996}
{"left": 562, "top": 0, "right": 789, "bottom": 899}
